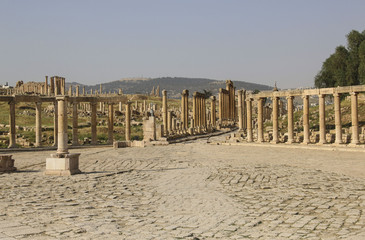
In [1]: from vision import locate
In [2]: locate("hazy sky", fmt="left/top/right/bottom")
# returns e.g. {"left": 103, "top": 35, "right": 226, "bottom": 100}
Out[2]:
{"left": 1, "top": 0, "right": 364, "bottom": 89}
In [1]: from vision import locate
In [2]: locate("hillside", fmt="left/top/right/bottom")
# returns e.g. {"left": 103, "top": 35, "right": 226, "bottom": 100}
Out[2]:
{"left": 67, "top": 77, "right": 272, "bottom": 98}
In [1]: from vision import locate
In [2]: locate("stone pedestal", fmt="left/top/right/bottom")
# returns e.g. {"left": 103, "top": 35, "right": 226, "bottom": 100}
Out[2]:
{"left": 45, "top": 153, "right": 81, "bottom": 176}
{"left": 0, "top": 155, "right": 16, "bottom": 172}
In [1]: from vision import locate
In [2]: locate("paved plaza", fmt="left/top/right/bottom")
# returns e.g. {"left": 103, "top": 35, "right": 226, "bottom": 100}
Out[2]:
{"left": 1, "top": 134, "right": 365, "bottom": 239}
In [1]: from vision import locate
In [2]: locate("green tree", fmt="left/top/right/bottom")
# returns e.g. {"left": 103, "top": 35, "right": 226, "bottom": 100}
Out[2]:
{"left": 358, "top": 41, "right": 365, "bottom": 84}
{"left": 345, "top": 30, "right": 365, "bottom": 85}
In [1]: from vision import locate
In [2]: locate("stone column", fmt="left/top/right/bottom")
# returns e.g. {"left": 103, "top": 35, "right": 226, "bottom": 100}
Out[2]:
{"left": 108, "top": 103, "right": 114, "bottom": 144}
{"left": 100, "top": 84, "right": 102, "bottom": 95}
{"left": 50, "top": 77, "right": 55, "bottom": 95}
{"left": 35, "top": 102, "right": 42, "bottom": 147}
{"left": 246, "top": 98, "right": 253, "bottom": 142}
{"left": 193, "top": 94, "right": 197, "bottom": 128}
{"left": 82, "top": 86, "right": 85, "bottom": 96}
{"left": 218, "top": 89, "right": 223, "bottom": 124}
{"left": 45, "top": 96, "right": 81, "bottom": 176}
{"left": 184, "top": 90, "right": 189, "bottom": 129}
{"left": 237, "top": 90, "right": 243, "bottom": 131}
{"left": 210, "top": 96, "right": 216, "bottom": 127}
{"left": 91, "top": 102, "right": 97, "bottom": 145}
{"left": 167, "top": 111, "right": 172, "bottom": 134}
{"left": 76, "top": 85, "right": 80, "bottom": 97}
{"left": 350, "top": 92, "right": 359, "bottom": 144}
{"left": 272, "top": 96, "right": 279, "bottom": 143}
{"left": 119, "top": 102, "right": 122, "bottom": 112}
{"left": 181, "top": 92, "right": 185, "bottom": 129}
{"left": 8, "top": 101, "right": 16, "bottom": 148}
{"left": 318, "top": 94, "right": 326, "bottom": 144}
{"left": 257, "top": 98, "right": 264, "bottom": 143}
{"left": 333, "top": 93, "right": 342, "bottom": 144}
{"left": 162, "top": 90, "right": 168, "bottom": 134}
{"left": 72, "top": 101, "right": 79, "bottom": 146}
{"left": 125, "top": 102, "right": 131, "bottom": 141}
{"left": 56, "top": 97, "right": 68, "bottom": 154}
{"left": 302, "top": 95, "right": 310, "bottom": 144}
{"left": 286, "top": 96, "right": 294, "bottom": 144}
{"left": 53, "top": 101, "right": 58, "bottom": 146}
{"left": 45, "top": 76, "right": 48, "bottom": 96}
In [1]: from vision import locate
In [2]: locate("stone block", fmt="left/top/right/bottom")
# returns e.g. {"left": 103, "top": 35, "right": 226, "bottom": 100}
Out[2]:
{"left": 44, "top": 153, "right": 81, "bottom": 176}
{"left": 113, "top": 141, "right": 132, "bottom": 148}
{"left": 0, "top": 155, "right": 16, "bottom": 172}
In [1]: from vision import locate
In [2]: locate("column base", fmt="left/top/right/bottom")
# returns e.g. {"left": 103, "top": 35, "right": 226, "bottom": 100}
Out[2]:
{"left": 317, "top": 141, "right": 327, "bottom": 145}
{"left": 45, "top": 153, "right": 81, "bottom": 176}
{"left": 350, "top": 141, "right": 360, "bottom": 146}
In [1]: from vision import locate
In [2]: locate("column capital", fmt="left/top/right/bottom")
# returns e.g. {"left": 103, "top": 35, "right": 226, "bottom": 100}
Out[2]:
{"left": 286, "top": 95, "right": 294, "bottom": 100}
{"left": 237, "top": 89, "right": 243, "bottom": 94}
{"left": 333, "top": 92, "right": 341, "bottom": 97}
{"left": 318, "top": 94, "right": 326, "bottom": 98}
{"left": 301, "top": 95, "right": 309, "bottom": 100}
{"left": 350, "top": 92, "right": 358, "bottom": 96}
{"left": 162, "top": 90, "right": 167, "bottom": 96}
{"left": 210, "top": 96, "right": 216, "bottom": 101}
{"left": 35, "top": 102, "right": 42, "bottom": 106}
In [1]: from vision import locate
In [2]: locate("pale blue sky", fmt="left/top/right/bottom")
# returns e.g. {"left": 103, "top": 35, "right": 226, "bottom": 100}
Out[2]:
{"left": 0, "top": 0, "right": 364, "bottom": 88}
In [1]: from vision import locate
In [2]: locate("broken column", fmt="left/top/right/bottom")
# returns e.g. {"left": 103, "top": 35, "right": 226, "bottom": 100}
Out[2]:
{"left": 125, "top": 102, "right": 131, "bottom": 141}
{"left": 108, "top": 103, "right": 114, "bottom": 144}
{"left": 8, "top": 100, "right": 16, "bottom": 148}
{"left": 35, "top": 102, "right": 42, "bottom": 147}
{"left": 45, "top": 96, "right": 81, "bottom": 176}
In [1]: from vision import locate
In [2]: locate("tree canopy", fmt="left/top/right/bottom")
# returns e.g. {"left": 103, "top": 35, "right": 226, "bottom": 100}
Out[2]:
{"left": 315, "top": 30, "right": 365, "bottom": 88}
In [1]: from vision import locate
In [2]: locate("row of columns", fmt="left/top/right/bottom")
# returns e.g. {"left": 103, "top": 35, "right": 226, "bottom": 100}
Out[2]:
{"left": 244, "top": 92, "right": 361, "bottom": 145}
{"left": 7, "top": 99, "right": 133, "bottom": 148}
{"left": 192, "top": 92, "right": 207, "bottom": 128}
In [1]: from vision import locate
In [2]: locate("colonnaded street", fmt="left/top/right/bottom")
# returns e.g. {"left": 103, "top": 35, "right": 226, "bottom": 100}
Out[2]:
{"left": 1, "top": 133, "right": 365, "bottom": 240}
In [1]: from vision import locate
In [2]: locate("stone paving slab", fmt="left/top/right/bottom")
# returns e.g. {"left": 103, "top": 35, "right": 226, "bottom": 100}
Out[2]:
{"left": 0, "top": 133, "right": 365, "bottom": 239}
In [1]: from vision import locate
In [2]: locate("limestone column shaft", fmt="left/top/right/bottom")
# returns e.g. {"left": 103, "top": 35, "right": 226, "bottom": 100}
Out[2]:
{"left": 45, "top": 76, "right": 48, "bottom": 96}
{"left": 91, "top": 102, "right": 97, "bottom": 145}
{"left": 56, "top": 97, "right": 68, "bottom": 155}
{"left": 8, "top": 101, "right": 16, "bottom": 148}
{"left": 181, "top": 93, "right": 185, "bottom": 129}
{"left": 125, "top": 102, "right": 131, "bottom": 141}
{"left": 72, "top": 102, "right": 79, "bottom": 146}
{"left": 351, "top": 92, "right": 359, "bottom": 144}
{"left": 167, "top": 111, "right": 172, "bottom": 134}
{"left": 210, "top": 96, "right": 216, "bottom": 127}
{"left": 286, "top": 96, "right": 294, "bottom": 144}
{"left": 318, "top": 94, "right": 326, "bottom": 144}
{"left": 53, "top": 101, "right": 58, "bottom": 146}
{"left": 302, "top": 95, "right": 310, "bottom": 144}
{"left": 184, "top": 93, "right": 189, "bottom": 129}
{"left": 162, "top": 90, "right": 168, "bottom": 134}
{"left": 257, "top": 98, "right": 264, "bottom": 143}
{"left": 237, "top": 90, "right": 243, "bottom": 130}
{"left": 218, "top": 90, "right": 223, "bottom": 123}
{"left": 193, "top": 95, "right": 197, "bottom": 128}
{"left": 333, "top": 93, "right": 342, "bottom": 144}
{"left": 246, "top": 99, "right": 253, "bottom": 142}
{"left": 272, "top": 96, "right": 279, "bottom": 143}
{"left": 35, "top": 102, "right": 42, "bottom": 147}
{"left": 203, "top": 99, "right": 206, "bottom": 127}
{"left": 108, "top": 103, "right": 114, "bottom": 144}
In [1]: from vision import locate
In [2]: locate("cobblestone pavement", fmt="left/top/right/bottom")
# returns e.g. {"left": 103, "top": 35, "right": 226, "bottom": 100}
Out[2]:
{"left": 1, "top": 134, "right": 365, "bottom": 239}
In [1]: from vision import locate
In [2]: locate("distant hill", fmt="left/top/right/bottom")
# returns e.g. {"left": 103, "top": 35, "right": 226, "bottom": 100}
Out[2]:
{"left": 67, "top": 77, "right": 272, "bottom": 98}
